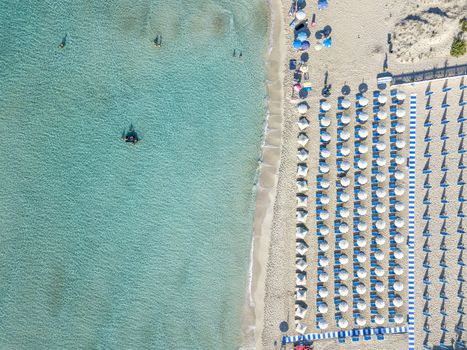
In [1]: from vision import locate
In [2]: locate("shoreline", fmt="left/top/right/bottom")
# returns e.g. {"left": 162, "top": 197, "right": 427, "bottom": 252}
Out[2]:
{"left": 240, "top": 0, "right": 286, "bottom": 348}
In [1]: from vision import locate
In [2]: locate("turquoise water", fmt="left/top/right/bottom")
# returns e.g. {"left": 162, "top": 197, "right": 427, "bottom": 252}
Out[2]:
{"left": 0, "top": 1, "right": 268, "bottom": 348}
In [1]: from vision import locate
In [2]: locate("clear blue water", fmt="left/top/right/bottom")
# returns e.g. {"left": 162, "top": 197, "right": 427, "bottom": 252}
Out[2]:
{"left": 0, "top": 1, "right": 268, "bottom": 348}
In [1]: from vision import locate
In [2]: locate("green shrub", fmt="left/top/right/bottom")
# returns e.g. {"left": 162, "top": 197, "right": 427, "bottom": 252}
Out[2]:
{"left": 462, "top": 19, "right": 467, "bottom": 32}
{"left": 451, "top": 37, "right": 466, "bottom": 57}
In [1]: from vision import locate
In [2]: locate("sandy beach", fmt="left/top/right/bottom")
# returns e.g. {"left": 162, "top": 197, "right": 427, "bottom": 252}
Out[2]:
{"left": 251, "top": 0, "right": 467, "bottom": 349}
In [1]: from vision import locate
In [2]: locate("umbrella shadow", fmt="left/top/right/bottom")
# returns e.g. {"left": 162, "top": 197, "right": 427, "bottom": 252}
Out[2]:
{"left": 341, "top": 84, "right": 351, "bottom": 95}
{"left": 358, "top": 82, "right": 368, "bottom": 94}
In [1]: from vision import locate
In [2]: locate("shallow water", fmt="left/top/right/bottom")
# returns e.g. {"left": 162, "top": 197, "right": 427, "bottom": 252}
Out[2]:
{"left": 0, "top": 1, "right": 268, "bottom": 348}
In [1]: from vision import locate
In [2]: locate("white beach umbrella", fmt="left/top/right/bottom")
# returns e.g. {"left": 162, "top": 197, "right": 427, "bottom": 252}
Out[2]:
{"left": 357, "top": 299, "right": 367, "bottom": 311}
{"left": 395, "top": 123, "right": 406, "bottom": 133}
{"left": 395, "top": 217, "right": 404, "bottom": 228}
{"left": 395, "top": 155, "right": 406, "bottom": 165}
{"left": 320, "top": 178, "right": 330, "bottom": 189}
{"left": 394, "top": 249, "right": 404, "bottom": 260}
{"left": 320, "top": 162, "right": 330, "bottom": 174}
{"left": 376, "top": 156, "right": 387, "bottom": 167}
{"left": 396, "top": 90, "right": 406, "bottom": 101}
{"left": 319, "top": 209, "right": 329, "bottom": 220}
{"left": 394, "top": 281, "right": 404, "bottom": 292}
{"left": 318, "top": 302, "right": 329, "bottom": 314}
{"left": 339, "top": 254, "right": 349, "bottom": 265}
{"left": 298, "top": 103, "right": 308, "bottom": 114}
{"left": 394, "top": 264, "right": 404, "bottom": 276}
{"left": 296, "top": 209, "right": 308, "bottom": 223}
{"left": 296, "top": 272, "right": 307, "bottom": 286}
{"left": 358, "top": 158, "right": 369, "bottom": 171}
{"left": 296, "top": 179, "right": 308, "bottom": 192}
{"left": 375, "top": 203, "right": 386, "bottom": 214}
{"left": 376, "top": 219, "right": 386, "bottom": 230}
{"left": 357, "top": 268, "right": 367, "bottom": 279}
{"left": 314, "top": 42, "right": 323, "bottom": 51}
{"left": 338, "top": 301, "right": 349, "bottom": 312}
{"left": 340, "top": 160, "right": 351, "bottom": 172}
{"left": 377, "top": 124, "right": 387, "bottom": 135}
{"left": 357, "top": 221, "right": 368, "bottom": 232}
{"left": 341, "top": 145, "right": 351, "bottom": 156}
{"left": 296, "top": 323, "right": 307, "bottom": 335}
{"left": 375, "top": 281, "right": 385, "bottom": 292}
{"left": 318, "top": 319, "right": 329, "bottom": 329}
{"left": 357, "top": 205, "right": 367, "bottom": 216}
{"left": 396, "top": 139, "right": 406, "bottom": 149}
{"left": 357, "top": 189, "right": 368, "bottom": 201}
{"left": 357, "top": 252, "right": 367, "bottom": 263}
{"left": 339, "top": 269, "right": 349, "bottom": 281}
{"left": 375, "top": 266, "right": 385, "bottom": 277}
{"left": 297, "top": 148, "right": 309, "bottom": 161}
{"left": 376, "top": 172, "right": 386, "bottom": 183}
{"left": 296, "top": 258, "right": 308, "bottom": 272}
{"left": 395, "top": 170, "right": 405, "bottom": 180}
{"left": 320, "top": 131, "right": 331, "bottom": 142}
{"left": 318, "top": 286, "right": 329, "bottom": 298}
{"left": 340, "top": 129, "right": 351, "bottom": 141}
{"left": 378, "top": 94, "right": 388, "bottom": 104}
{"left": 359, "top": 96, "right": 369, "bottom": 107}
{"left": 375, "top": 297, "right": 385, "bottom": 309}
{"left": 375, "top": 234, "right": 386, "bottom": 246}
{"left": 375, "top": 249, "right": 385, "bottom": 261}
{"left": 394, "top": 232, "right": 405, "bottom": 243}
{"left": 395, "top": 314, "right": 405, "bottom": 324}
{"left": 340, "top": 176, "right": 351, "bottom": 187}
{"left": 318, "top": 270, "right": 329, "bottom": 282}
{"left": 321, "top": 101, "right": 331, "bottom": 112}
{"left": 338, "top": 285, "right": 349, "bottom": 297}
{"left": 339, "top": 207, "right": 350, "bottom": 218}
{"left": 358, "top": 143, "right": 369, "bottom": 154}
{"left": 338, "top": 239, "right": 349, "bottom": 249}
{"left": 297, "top": 163, "right": 308, "bottom": 177}
{"left": 296, "top": 242, "right": 309, "bottom": 255}
{"left": 340, "top": 192, "right": 350, "bottom": 203}
{"left": 358, "top": 111, "right": 369, "bottom": 123}
{"left": 357, "top": 236, "right": 367, "bottom": 248}
{"left": 319, "top": 225, "right": 330, "bottom": 236}
{"left": 358, "top": 128, "right": 369, "bottom": 139}
{"left": 375, "top": 314, "right": 385, "bottom": 325}
{"left": 357, "top": 174, "right": 368, "bottom": 185}
{"left": 395, "top": 186, "right": 405, "bottom": 196}
{"left": 295, "top": 10, "right": 306, "bottom": 20}
{"left": 319, "top": 240, "right": 330, "bottom": 252}
{"left": 296, "top": 225, "right": 308, "bottom": 239}
{"left": 319, "top": 256, "right": 330, "bottom": 267}
{"left": 341, "top": 114, "right": 351, "bottom": 125}
{"left": 296, "top": 194, "right": 308, "bottom": 207}
{"left": 356, "top": 283, "right": 367, "bottom": 295}
{"left": 297, "top": 133, "right": 309, "bottom": 146}
{"left": 320, "top": 194, "right": 330, "bottom": 205}
{"left": 394, "top": 202, "right": 405, "bottom": 213}
{"left": 339, "top": 222, "right": 350, "bottom": 234}
{"left": 376, "top": 141, "right": 386, "bottom": 151}
{"left": 298, "top": 117, "right": 309, "bottom": 130}
{"left": 295, "top": 305, "right": 308, "bottom": 319}
{"left": 338, "top": 318, "right": 349, "bottom": 329}
{"left": 376, "top": 188, "right": 387, "bottom": 199}
{"left": 356, "top": 316, "right": 367, "bottom": 326}
{"left": 377, "top": 110, "right": 387, "bottom": 120}
{"left": 341, "top": 98, "right": 351, "bottom": 109}
{"left": 396, "top": 108, "right": 406, "bottom": 118}
{"left": 320, "top": 116, "right": 331, "bottom": 127}
{"left": 393, "top": 296, "right": 404, "bottom": 307}
{"left": 296, "top": 288, "right": 307, "bottom": 301}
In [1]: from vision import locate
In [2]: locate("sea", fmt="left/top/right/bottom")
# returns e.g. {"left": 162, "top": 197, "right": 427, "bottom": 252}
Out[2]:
{"left": 0, "top": 1, "right": 269, "bottom": 349}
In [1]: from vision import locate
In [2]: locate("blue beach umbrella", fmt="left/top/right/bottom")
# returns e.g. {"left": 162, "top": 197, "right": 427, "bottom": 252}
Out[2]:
{"left": 293, "top": 40, "right": 302, "bottom": 49}
{"left": 300, "top": 41, "right": 310, "bottom": 50}
{"left": 323, "top": 38, "right": 332, "bottom": 48}
{"left": 297, "top": 32, "right": 308, "bottom": 42}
